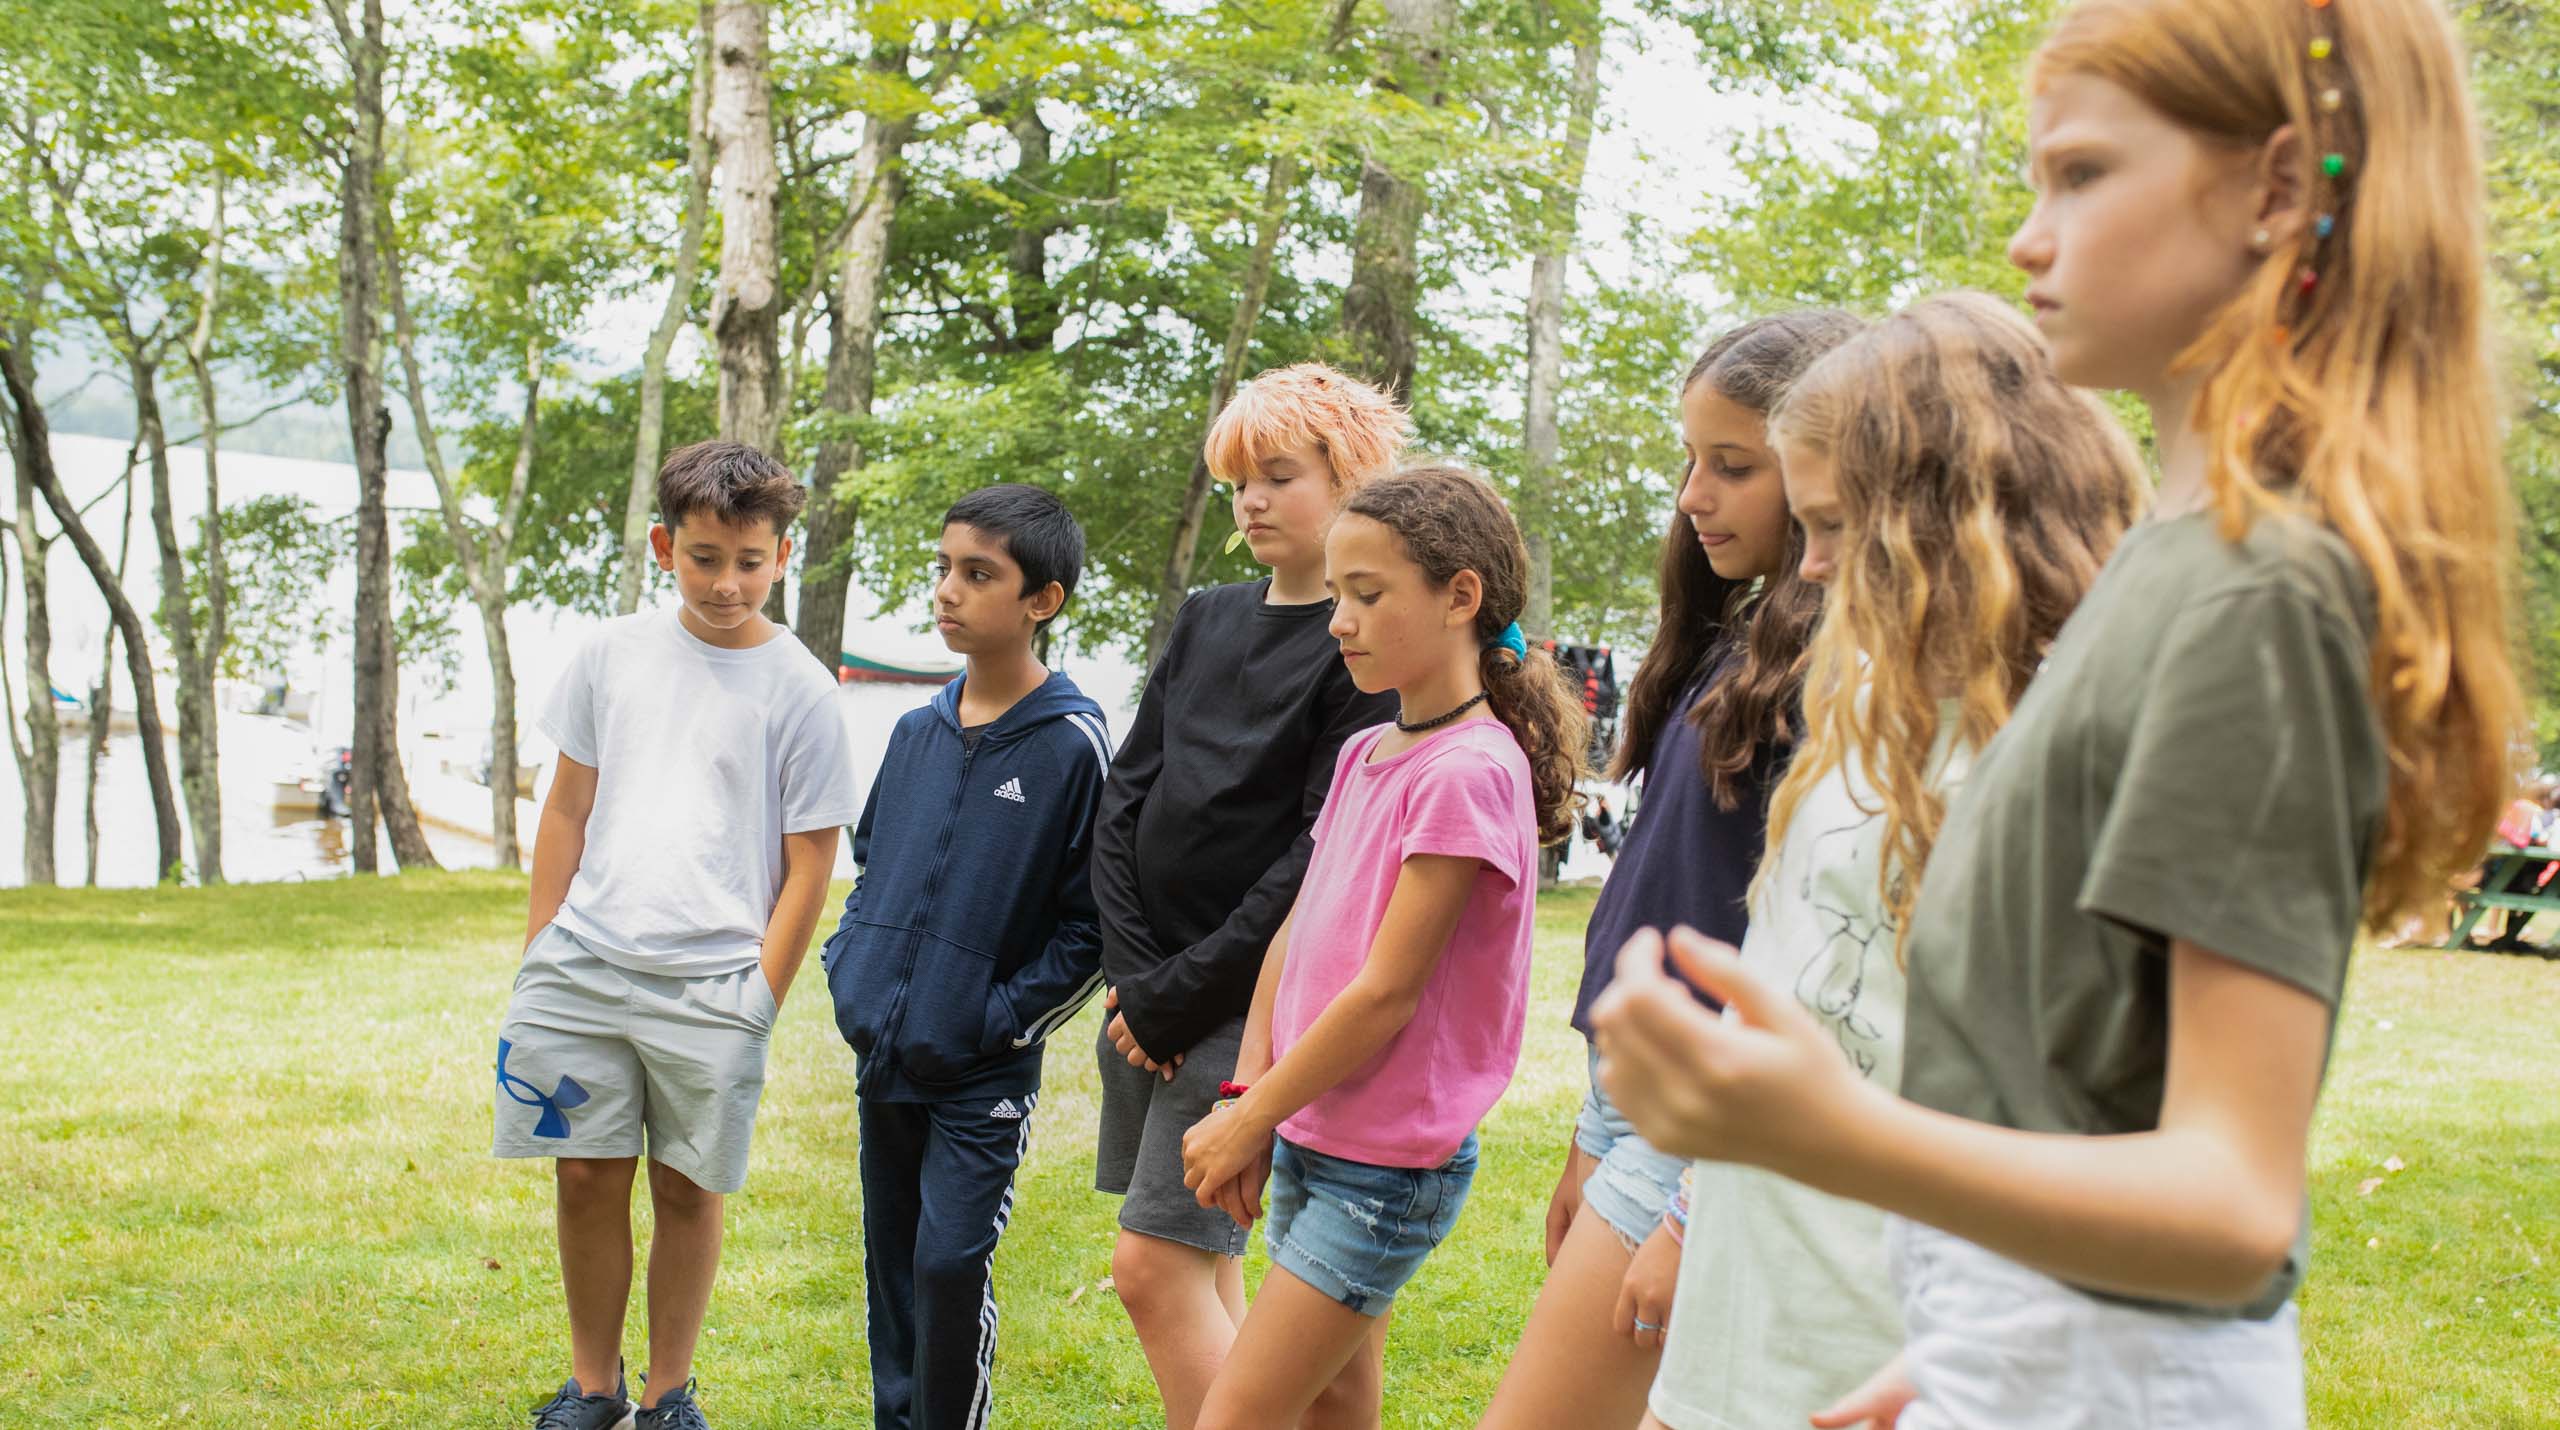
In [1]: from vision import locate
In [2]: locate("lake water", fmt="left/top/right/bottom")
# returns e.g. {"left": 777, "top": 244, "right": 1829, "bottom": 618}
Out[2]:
{"left": 3, "top": 432, "right": 1623, "bottom": 890}
{"left": 0, "top": 683, "right": 1148, "bottom": 887}
{"left": 1, "top": 433, "right": 1144, "bottom": 887}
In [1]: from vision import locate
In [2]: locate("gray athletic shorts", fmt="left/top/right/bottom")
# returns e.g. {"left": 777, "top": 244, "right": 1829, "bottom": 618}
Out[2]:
{"left": 1094, "top": 1013, "right": 1248, "bottom": 1257}
{"left": 493, "top": 922, "right": 777, "bottom": 1194}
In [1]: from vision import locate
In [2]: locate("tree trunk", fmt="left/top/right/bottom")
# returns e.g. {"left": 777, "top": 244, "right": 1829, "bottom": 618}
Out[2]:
{"left": 341, "top": 0, "right": 391, "bottom": 875}
{"left": 0, "top": 537, "right": 41, "bottom": 886}
{"left": 333, "top": 0, "right": 437, "bottom": 874}
{"left": 3, "top": 338, "right": 184, "bottom": 879}
{"left": 708, "top": 1, "right": 783, "bottom": 455}
{"left": 793, "top": 88, "right": 915, "bottom": 666}
{"left": 1519, "top": 26, "right": 1602, "bottom": 642}
{"left": 383, "top": 202, "right": 531, "bottom": 869}
{"left": 481, "top": 601, "right": 520, "bottom": 868}
{"left": 480, "top": 349, "right": 541, "bottom": 869}
{"left": 374, "top": 617, "right": 438, "bottom": 870}
{"left": 1340, "top": 0, "right": 1456, "bottom": 404}
{"left": 189, "top": 174, "right": 229, "bottom": 702}
{"left": 86, "top": 455, "right": 134, "bottom": 886}
{"left": 1003, "top": 100, "right": 1060, "bottom": 353}
{"left": 620, "top": 4, "right": 717, "bottom": 616}
{"left": 4, "top": 338, "right": 55, "bottom": 886}
{"left": 1144, "top": 154, "right": 1302, "bottom": 667}
{"left": 135, "top": 352, "right": 223, "bottom": 883}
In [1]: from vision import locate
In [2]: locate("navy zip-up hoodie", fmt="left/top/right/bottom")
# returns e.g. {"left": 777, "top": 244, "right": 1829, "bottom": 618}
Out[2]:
{"left": 821, "top": 670, "right": 1111, "bottom": 1102}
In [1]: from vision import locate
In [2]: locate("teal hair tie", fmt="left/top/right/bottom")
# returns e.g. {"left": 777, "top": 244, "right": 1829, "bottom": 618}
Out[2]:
{"left": 1492, "top": 621, "right": 1528, "bottom": 661}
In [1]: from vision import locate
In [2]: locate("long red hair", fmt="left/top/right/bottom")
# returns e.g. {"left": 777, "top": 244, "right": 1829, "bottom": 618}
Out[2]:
{"left": 2035, "top": 0, "right": 2528, "bottom": 927}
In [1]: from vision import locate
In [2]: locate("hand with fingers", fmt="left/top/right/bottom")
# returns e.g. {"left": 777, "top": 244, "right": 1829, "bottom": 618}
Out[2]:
{"left": 1612, "top": 1219, "right": 1682, "bottom": 1352}
{"left": 1103, "top": 986, "right": 1183, "bottom": 1082}
{"left": 1587, "top": 925, "right": 1875, "bottom": 1175}
{"left": 1807, "top": 1352, "right": 1915, "bottom": 1429}
{"left": 1196, "top": 1145, "right": 1273, "bottom": 1230}
{"left": 1180, "top": 1097, "right": 1275, "bottom": 1228}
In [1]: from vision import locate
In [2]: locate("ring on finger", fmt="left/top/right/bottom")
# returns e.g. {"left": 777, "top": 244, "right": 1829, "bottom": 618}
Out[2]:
{"left": 1632, "top": 1317, "right": 1665, "bottom": 1333}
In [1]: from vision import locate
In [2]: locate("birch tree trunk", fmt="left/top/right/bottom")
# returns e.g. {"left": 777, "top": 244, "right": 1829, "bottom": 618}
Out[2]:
{"left": 707, "top": 1, "right": 782, "bottom": 454}
{"left": 134, "top": 350, "right": 225, "bottom": 883}
{"left": 330, "top": 0, "right": 438, "bottom": 874}
{"left": 792, "top": 76, "right": 915, "bottom": 665}
{"left": 1144, "top": 153, "right": 1301, "bottom": 667}
{"left": 4, "top": 337, "right": 183, "bottom": 879}
{"left": 384, "top": 211, "right": 536, "bottom": 869}
{"left": 619, "top": 4, "right": 716, "bottom": 615}
{"left": 4, "top": 331, "right": 55, "bottom": 886}
{"left": 1519, "top": 25, "right": 1601, "bottom": 642}
{"left": 85, "top": 456, "right": 134, "bottom": 886}
{"left": 185, "top": 174, "right": 230, "bottom": 836}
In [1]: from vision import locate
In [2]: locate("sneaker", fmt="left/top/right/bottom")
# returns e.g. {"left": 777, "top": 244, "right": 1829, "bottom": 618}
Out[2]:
{"left": 636, "top": 1379, "right": 710, "bottom": 1430}
{"left": 531, "top": 1371, "right": 636, "bottom": 1430}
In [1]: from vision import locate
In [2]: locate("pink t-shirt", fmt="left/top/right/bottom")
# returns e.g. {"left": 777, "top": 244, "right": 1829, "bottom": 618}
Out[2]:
{"left": 1272, "top": 718, "right": 1539, "bottom": 1168}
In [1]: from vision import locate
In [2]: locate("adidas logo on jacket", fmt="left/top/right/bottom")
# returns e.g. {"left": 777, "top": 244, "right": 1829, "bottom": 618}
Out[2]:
{"left": 821, "top": 670, "right": 1112, "bottom": 1103}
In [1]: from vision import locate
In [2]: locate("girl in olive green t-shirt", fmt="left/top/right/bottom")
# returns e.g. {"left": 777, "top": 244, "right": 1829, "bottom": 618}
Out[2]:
{"left": 1590, "top": 0, "right": 2524, "bottom": 1426}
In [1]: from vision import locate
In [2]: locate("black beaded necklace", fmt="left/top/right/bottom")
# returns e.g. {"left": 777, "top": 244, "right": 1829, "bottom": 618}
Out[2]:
{"left": 1395, "top": 690, "right": 1489, "bottom": 733}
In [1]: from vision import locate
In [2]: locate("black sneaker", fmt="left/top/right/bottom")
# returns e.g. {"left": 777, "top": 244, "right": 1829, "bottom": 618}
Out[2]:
{"left": 531, "top": 1371, "right": 636, "bottom": 1430}
{"left": 636, "top": 1378, "right": 710, "bottom": 1430}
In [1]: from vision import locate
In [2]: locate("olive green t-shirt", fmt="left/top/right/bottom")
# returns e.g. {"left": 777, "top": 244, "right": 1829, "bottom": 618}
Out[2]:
{"left": 1899, "top": 507, "right": 2385, "bottom": 1321}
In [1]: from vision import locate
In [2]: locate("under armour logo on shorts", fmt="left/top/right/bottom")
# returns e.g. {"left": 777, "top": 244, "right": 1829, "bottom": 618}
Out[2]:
{"left": 497, "top": 1037, "right": 591, "bottom": 1139}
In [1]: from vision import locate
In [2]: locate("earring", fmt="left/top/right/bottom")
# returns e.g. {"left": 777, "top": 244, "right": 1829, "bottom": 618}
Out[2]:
{"left": 2251, "top": 226, "right": 2273, "bottom": 253}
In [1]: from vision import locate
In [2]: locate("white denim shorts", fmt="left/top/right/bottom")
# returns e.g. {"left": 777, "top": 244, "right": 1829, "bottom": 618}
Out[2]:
{"left": 1889, "top": 1217, "right": 2306, "bottom": 1429}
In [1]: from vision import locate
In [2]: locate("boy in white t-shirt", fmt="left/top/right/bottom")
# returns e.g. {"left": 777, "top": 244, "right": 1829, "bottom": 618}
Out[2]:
{"left": 494, "top": 440, "right": 859, "bottom": 1430}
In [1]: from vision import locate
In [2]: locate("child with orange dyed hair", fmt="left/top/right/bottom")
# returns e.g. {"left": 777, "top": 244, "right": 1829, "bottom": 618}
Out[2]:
{"left": 1089, "top": 363, "right": 1407, "bottom": 1429}
{"left": 1594, "top": 0, "right": 2526, "bottom": 1425}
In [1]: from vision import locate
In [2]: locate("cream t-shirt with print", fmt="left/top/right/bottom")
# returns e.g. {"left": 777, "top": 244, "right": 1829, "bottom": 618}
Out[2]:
{"left": 1648, "top": 697, "right": 1967, "bottom": 1430}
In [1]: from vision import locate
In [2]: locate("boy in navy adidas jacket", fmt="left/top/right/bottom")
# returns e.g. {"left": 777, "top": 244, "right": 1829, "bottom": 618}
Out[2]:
{"left": 820, "top": 483, "right": 1109, "bottom": 1430}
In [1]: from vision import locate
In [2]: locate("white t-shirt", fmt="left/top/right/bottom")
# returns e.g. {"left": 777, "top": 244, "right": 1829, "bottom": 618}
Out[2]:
{"left": 1649, "top": 697, "right": 1967, "bottom": 1430}
{"left": 537, "top": 609, "right": 860, "bottom": 976}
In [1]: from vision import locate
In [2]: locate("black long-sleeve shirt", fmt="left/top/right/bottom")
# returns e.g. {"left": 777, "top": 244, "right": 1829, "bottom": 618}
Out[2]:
{"left": 1092, "top": 579, "right": 1399, "bottom": 1059}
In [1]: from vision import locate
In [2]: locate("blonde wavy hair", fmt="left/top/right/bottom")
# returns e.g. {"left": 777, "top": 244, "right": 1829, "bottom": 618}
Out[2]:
{"left": 2034, "top": 0, "right": 2527, "bottom": 928}
{"left": 1762, "top": 293, "right": 2148, "bottom": 952}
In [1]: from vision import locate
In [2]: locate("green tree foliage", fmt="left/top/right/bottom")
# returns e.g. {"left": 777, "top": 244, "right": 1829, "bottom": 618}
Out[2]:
{"left": 2465, "top": 0, "right": 2560, "bottom": 759}
{"left": 1697, "top": 0, "right": 2558, "bottom": 749}
{"left": 181, "top": 495, "right": 338, "bottom": 682}
{"left": 11, "top": 0, "right": 2551, "bottom": 769}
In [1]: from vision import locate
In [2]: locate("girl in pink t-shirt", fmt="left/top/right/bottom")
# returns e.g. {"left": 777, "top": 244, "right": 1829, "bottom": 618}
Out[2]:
{"left": 1179, "top": 466, "right": 1589, "bottom": 1429}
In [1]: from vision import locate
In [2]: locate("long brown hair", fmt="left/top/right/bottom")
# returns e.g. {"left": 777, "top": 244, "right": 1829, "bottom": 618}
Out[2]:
{"left": 1764, "top": 293, "right": 2148, "bottom": 950}
{"left": 1611, "top": 310, "right": 1864, "bottom": 806}
{"left": 1345, "top": 466, "right": 1591, "bottom": 845}
{"left": 2033, "top": 0, "right": 2527, "bottom": 927}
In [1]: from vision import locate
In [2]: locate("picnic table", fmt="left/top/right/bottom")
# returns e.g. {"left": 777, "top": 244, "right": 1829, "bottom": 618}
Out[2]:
{"left": 2441, "top": 845, "right": 2560, "bottom": 951}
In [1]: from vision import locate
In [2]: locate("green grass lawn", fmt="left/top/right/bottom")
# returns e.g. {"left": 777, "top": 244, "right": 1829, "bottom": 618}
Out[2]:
{"left": 2, "top": 872, "right": 2554, "bottom": 1427}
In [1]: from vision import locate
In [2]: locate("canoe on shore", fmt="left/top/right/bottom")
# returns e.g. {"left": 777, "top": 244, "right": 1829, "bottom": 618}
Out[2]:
{"left": 836, "top": 649, "right": 961, "bottom": 686}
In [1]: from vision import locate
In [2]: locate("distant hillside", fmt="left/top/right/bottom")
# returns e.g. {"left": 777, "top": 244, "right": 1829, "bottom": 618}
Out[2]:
{"left": 43, "top": 377, "right": 436, "bottom": 471}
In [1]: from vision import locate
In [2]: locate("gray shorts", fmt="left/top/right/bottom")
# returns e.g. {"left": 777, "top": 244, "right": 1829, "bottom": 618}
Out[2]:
{"left": 493, "top": 923, "right": 777, "bottom": 1194}
{"left": 1094, "top": 1014, "right": 1248, "bottom": 1257}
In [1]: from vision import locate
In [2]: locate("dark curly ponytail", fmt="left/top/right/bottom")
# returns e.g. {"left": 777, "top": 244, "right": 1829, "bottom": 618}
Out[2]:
{"left": 1343, "top": 466, "right": 1591, "bottom": 846}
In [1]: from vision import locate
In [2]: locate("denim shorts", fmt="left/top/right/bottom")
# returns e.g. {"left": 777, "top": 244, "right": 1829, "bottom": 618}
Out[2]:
{"left": 1264, "top": 1133, "right": 1478, "bottom": 1317}
{"left": 1573, "top": 1043, "right": 1687, "bottom": 1247}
